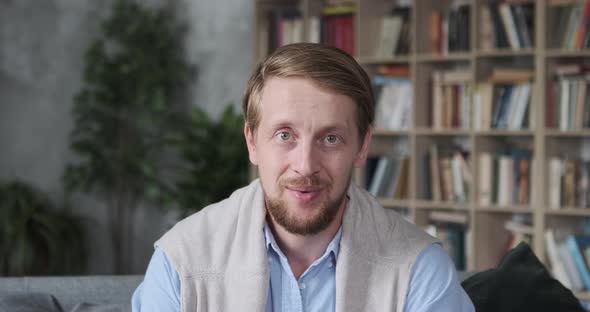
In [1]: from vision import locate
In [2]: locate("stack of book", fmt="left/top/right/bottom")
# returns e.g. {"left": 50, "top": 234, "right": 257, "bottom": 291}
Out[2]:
{"left": 431, "top": 69, "right": 473, "bottom": 129}
{"left": 429, "top": 1, "right": 470, "bottom": 54}
{"left": 550, "top": 0, "right": 590, "bottom": 50}
{"left": 268, "top": 8, "right": 303, "bottom": 50}
{"left": 426, "top": 145, "right": 472, "bottom": 203}
{"left": 318, "top": 2, "right": 355, "bottom": 55}
{"left": 545, "top": 228, "right": 590, "bottom": 293}
{"left": 480, "top": 1, "right": 534, "bottom": 50}
{"left": 365, "top": 154, "right": 410, "bottom": 200}
{"left": 548, "top": 157, "right": 590, "bottom": 210}
{"left": 473, "top": 68, "right": 533, "bottom": 130}
{"left": 424, "top": 211, "right": 469, "bottom": 270}
{"left": 373, "top": 67, "right": 412, "bottom": 131}
{"left": 373, "top": 6, "right": 411, "bottom": 57}
{"left": 547, "top": 64, "right": 590, "bottom": 130}
{"left": 478, "top": 148, "right": 533, "bottom": 207}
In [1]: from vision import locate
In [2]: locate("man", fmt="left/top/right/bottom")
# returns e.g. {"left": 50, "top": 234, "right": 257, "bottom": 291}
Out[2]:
{"left": 132, "top": 43, "right": 474, "bottom": 312}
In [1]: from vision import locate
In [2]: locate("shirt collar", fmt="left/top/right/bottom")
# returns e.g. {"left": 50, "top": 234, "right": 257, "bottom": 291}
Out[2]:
{"left": 263, "top": 221, "right": 343, "bottom": 260}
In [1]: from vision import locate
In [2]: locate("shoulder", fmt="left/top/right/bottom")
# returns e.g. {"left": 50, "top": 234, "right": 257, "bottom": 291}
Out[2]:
{"left": 347, "top": 183, "right": 437, "bottom": 260}
{"left": 411, "top": 244, "right": 456, "bottom": 285}
{"left": 156, "top": 180, "right": 265, "bottom": 275}
{"left": 132, "top": 248, "right": 180, "bottom": 311}
{"left": 404, "top": 244, "right": 475, "bottom": 312}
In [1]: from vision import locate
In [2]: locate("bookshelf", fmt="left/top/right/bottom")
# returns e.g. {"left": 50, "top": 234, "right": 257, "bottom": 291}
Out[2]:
{"left": 252, "top": 0, "right": 590, "bottom": 298}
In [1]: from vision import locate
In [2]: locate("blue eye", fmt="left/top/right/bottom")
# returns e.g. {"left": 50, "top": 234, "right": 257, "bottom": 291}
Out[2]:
{"left": 278, "top": 131, "right": 291, "bottom": 141}
{"left": 325, "top": 134, "right": 338, "bottom": 144}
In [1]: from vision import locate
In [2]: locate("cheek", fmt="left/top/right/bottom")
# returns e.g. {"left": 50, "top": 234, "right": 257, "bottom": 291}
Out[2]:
{"left": 323, "top": 153, "right": 356, "bottom": 177}
{"left": 256, "top": 147, "right": 288, "bottom": 177}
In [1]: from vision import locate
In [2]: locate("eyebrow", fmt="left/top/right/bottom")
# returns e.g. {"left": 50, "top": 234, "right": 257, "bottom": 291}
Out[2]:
{"left": 268, "top": 120, "right": 350, "bottom": 134}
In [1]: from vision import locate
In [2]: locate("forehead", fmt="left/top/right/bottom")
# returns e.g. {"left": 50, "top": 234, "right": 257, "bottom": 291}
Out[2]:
{"left": 258, "top": 77, "right": 357, "bottom": 129}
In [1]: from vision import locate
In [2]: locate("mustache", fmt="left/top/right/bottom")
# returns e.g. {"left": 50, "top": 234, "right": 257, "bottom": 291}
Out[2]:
{"left": 279, "top": 175, "right": 328, "bottom": 188}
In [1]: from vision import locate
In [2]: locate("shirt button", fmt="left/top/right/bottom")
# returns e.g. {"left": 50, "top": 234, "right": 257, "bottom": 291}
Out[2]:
{"left": 299, "top": 283, "right": 306, "bottom": 290}
{"left": 328, "top": 262, "right": 333, "bottom": 268}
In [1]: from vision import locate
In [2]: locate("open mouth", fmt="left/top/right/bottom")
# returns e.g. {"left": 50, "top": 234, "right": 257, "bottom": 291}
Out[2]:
{"left": 286, "top": 186, "right": 323, "bottom": 202}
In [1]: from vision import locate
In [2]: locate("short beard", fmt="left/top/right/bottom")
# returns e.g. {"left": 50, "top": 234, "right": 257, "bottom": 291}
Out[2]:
{"left": 265, "top": 175, "right": 349, "bottom": 235}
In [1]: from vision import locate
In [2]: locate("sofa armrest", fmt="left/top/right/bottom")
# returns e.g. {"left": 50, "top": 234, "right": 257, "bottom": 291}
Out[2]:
{"left": 0, "top": 275, "right": 143, "bottom": 311}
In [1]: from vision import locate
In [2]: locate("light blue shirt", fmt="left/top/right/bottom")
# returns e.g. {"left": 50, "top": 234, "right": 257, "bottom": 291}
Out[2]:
{"left": 132, "top": 228, "right": 474, "bottom": 312}
{"left": 264, "top": 223, "right": 341, "bottom": 312}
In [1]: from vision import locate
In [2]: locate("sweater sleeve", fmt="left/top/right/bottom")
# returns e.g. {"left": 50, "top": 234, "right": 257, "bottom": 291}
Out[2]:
{"left": 403, "top": 244, "right": 475, "bottom": 312}
{"left": 132, "top": 248, "right": 181, "bottom": 312}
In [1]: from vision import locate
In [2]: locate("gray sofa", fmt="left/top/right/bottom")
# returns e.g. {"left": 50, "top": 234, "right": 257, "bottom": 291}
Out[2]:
{"left": 0, "top": 275, "right": 143, "bottom": 312}
{"left": 0, "top": 273, "right": 476, "bottom": 311}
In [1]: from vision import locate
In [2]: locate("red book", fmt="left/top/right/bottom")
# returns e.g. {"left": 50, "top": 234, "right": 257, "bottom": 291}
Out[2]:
{"left": 575, "top": 1, "right": 590, "bottom": 49}
{"left": 430, "top": 11, "right": 442, "bottom": 54}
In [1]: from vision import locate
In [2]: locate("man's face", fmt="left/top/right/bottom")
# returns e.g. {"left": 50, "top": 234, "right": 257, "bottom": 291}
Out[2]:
{"left": 245, "top": 77, "right": 371, "bottom": 235}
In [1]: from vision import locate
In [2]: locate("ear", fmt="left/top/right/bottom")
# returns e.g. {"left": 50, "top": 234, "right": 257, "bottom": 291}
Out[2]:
{"left": 354, "top": 128, "right": 372, "bottom": 167}
{"left": 244, "top": 123, "right": 259, "bottom": 166}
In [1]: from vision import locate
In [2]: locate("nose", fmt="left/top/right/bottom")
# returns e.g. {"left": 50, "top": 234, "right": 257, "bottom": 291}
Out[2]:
{"left": 292, "top": 139, "right": 320, "bottom": 176}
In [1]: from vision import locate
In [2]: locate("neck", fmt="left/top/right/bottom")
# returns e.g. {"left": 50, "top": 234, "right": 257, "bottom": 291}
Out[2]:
{"left": 268, "top": 197, "right": 347, "bottom": 279}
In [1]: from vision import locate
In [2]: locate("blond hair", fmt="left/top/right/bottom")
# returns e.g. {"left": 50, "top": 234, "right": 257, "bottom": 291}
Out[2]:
{"left": 242, "top": 43, "right": 374, "bottom": 139}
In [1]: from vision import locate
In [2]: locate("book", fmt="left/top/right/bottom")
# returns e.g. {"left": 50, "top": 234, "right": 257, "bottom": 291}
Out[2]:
{"left": 497, "top": 155, "right": 513, "bottom": 206}
{"left": 489, "top": 4, "right": 509, "bottom": 48}
{"left": 430, "top": 211, "right": 468, "bottom": 225}
{"left": 431, "top": 11, "right": 442, "bottom": 53}
{"left": 545, "top": 229, "right": 574, "bottom": 289}
{"left": 368, "top": 157, "right": 390, "bottom": 196}
{"left": 549, "top": 157, "right": 563, "bottom": 210}
{"left": 560, "top": 78, "right": 571, "bottom": 130}
{"left": 508, "top": 82, "right": 531, "bottom": 129}
{"left": 499, "top": 3, "right": 521, "bottom": 49}
{"left": 480, "top": 6, "right": 495, "bottom": 51}
{"left": 490, "top": 68, "right": 534, "bottom": 82}
{"left": 559, "top": 240, "right": 585, "bottom": 291}
{"left": 375, "top": 16, "right": 403, "bottom": 57}
{"left": 452, "top": 152, "right": 467, "bottom": 202}
{"left": 566, "top": 235, "right": 590, "bottom": 290}
{"left": 429, "top": 145, "right": 442, "bottom": 201}
{"left": 512, "top": 4, "right": 534, "bottom": 48}
{"left": 391, "top": 158, "right": 410, "bottom": 199}
{"left": 479, "top": 153, "right": 493, "bottom": 206}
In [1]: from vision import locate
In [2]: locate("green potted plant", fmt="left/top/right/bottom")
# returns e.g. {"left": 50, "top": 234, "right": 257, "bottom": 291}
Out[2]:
{"left": 0, "top": 180, "right": 85, "bottom": 276}
{"left": 63, "top": 0, "right": 190, "bottom": 273}
{"left": 170, "top": 104, "right": 249, "bottom": 217}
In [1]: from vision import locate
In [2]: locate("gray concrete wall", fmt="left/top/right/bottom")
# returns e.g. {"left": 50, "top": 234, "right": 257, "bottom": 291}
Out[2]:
{"left": 0, "top": 0, "right": 252, "bottom": 274}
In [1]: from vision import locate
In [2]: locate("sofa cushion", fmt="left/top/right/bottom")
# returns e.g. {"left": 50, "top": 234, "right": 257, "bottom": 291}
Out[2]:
{"left": 0, "top": 292, "right": 63, "bottom": 312}
{"left": 461, "top": 242, "right": 585, "bottom": 312}
{"left": 0, "top": 275, "right": 142, "bottom": 312}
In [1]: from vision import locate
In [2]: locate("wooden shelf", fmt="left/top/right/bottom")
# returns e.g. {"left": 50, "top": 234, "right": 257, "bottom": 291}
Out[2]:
{"left": 476, "top": 49, "right": 535, "bottom": 58}
{"left": 545, "top": 129, "right": 590, "bottom": 137}
{"left": 372, "top": 128, "right": 410, "bottom": 137}
{"left": 545, "top": 208, "right": 590, "bottom": 217}
{"left": 474, "top": 130, "right": 535, "bottom": 137}
{"left": 253, "top": 0, "right": 590, "bottom": 283}
{"left": 357, "top": 55, "right": 411, "bottom": 65}
{"left": 545, "top": 49, "right": 590, "bottom": 58}
{"left": 415, "top": 52, "right": 472, "bottom": 62}
{"left": 413, "top": 200, "right": 470, "bottom": 210}
{"left": 414, "top": 128, "right": 471, "bottom": 136}
{"left": 476, "top": 205, "right": 533, "bottom": 213}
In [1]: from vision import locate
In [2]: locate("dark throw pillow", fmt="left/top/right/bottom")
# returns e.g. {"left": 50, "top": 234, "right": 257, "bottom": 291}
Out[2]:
{"left": 461, "top": 242, "right": 585, "bottom": 312}
{"left": 0, "top": 292, "right": 63, "bottom": 312}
